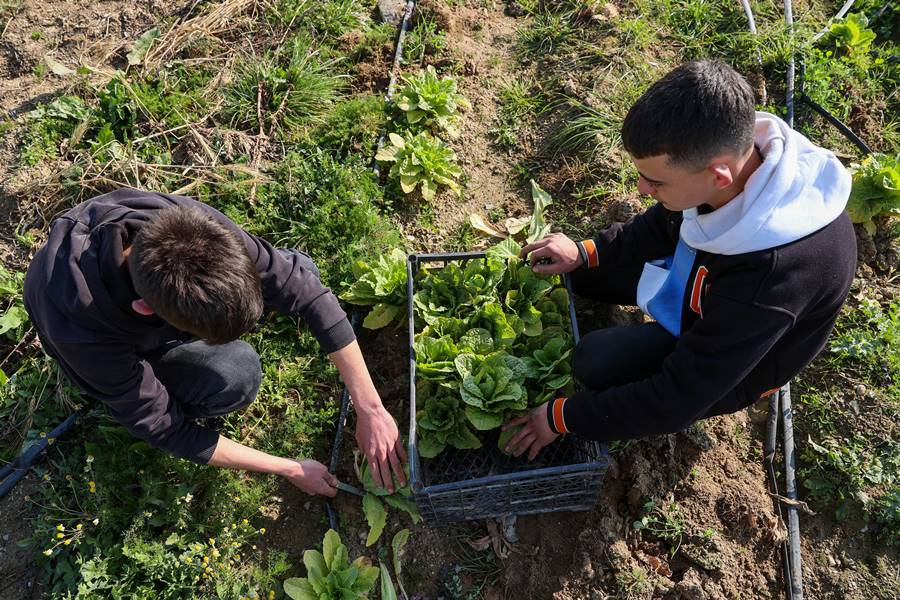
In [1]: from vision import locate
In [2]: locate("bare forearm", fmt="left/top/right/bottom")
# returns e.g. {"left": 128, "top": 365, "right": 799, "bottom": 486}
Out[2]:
{"left": 328, "top": 340, "right": 380, "bottom": 414}
{"left": 207, "top": 435, "right": 295, "bottom": 477}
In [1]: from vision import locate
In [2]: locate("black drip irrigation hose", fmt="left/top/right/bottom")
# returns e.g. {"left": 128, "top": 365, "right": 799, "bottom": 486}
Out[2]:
{"left": 0, "top": 411, "right": 80, "bottom": 499}
{"left": 792, "top": 3, "right": 874, "bottom": 156}
{"left": 325, "top": 1, "right": 417, "bottom": 533}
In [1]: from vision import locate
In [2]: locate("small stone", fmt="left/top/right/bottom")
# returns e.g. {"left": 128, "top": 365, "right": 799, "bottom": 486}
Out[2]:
{"left": 505, "top": 2, "right": 525, "bottom": 18}
{"left": 358, "top": 529, "right": 368, "bottom": 543}
{"left": 562, "top": 78, "right": 578, "bottom": 96}
{"left": 377, "top": 0, "right": 408, "bottom": 26}
{"left": 853, "top": 384, "right": 867, "bottom": 397}
{"left": 303, "top": 501, "right": 312, "bottom": 510}
{"left": 827, "top": 554, "right": 838, "bottom": 567}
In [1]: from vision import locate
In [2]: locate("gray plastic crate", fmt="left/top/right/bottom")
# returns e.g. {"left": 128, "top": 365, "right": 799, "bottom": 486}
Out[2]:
{"left": 406, "top": 251, "right": 609, "bottom": 525}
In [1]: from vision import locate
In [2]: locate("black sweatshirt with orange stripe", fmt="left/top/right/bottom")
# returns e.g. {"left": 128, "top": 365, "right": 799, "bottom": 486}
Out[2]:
{"left": 545, "top": 113, "right": 859, "bottom": 440}
{"left": 546, "top": 202, "right": 857, "bottom": 440}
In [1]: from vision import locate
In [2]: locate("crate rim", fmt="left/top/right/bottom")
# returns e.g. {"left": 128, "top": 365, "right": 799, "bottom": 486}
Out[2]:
{"left": 406, "top": 250, "right": 598, "bottom": 495}
{"left": 414, "top": 455, "right": 609, "bottom": 495}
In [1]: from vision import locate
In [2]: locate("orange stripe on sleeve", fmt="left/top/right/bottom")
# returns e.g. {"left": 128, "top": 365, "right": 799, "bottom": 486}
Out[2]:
{"left": 552, "top": 397, "right": 569, "bottom": 434}
{"left": 582, "top": 239, "right": 599, "bottom": 269}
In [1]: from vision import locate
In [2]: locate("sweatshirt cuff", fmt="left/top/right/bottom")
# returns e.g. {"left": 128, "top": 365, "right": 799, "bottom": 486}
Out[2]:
{"left": 171, "top": 424, "right": 220, "bottom": 464}
{"left": 581, "top": 239, "right": 599, "bottom": 269}
{"left": 318, "top": 317, "right": 356, "bottom": 354}
{"left": 546, "top": 397, "right": 570, "bottom": 434}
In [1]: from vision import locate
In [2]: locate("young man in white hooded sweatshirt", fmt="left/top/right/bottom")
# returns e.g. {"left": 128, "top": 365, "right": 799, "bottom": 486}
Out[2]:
{"left": 503, "top": 60, "right": 857, "bottom": 459}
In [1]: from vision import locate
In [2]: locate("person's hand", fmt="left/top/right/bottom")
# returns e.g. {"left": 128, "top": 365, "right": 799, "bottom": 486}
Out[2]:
{"left": 283, "top": 459, "right": 338, "bottom": 497}
{"left": 519, "top": 233, "right": 582, "bottom": 274}
{"left": 502, "top": 402, "right": 560, "bottom": 461}
{"left": 355, "top": 404, "right": 408, "bottom": 493}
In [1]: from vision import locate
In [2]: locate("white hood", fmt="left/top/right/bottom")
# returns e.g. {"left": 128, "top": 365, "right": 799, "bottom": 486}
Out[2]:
{"left": 680, "top": 111, "right": 850, "bottom": 255}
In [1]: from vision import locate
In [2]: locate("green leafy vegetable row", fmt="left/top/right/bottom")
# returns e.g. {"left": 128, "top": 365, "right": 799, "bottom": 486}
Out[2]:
{"left": 412, "top": 238, "right": 574, "bottom": 458}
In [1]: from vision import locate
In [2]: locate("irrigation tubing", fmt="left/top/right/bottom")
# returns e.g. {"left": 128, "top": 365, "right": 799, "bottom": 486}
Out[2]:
{"left": 785, "top": 0, "right": 796, "bottom": 127}
{"left": 798, "top": 95, "right": 873, "bottom": 155}
{"left": 325, "top": 1, "right": 417, "bottom": 532}
{"left": 0, "top": 411, "right": 80, "bottom": 499}
{"left": 372, "top": 0, "right": 418, "bottom": 178}
{"left": 738, "top": 0, "right": 768, "bottom": 104}
{"left": 781, "top": 385, "right": 804, "bottom": 599}
{"left": 765, "top": 393, "right": 794, "bottom": 600}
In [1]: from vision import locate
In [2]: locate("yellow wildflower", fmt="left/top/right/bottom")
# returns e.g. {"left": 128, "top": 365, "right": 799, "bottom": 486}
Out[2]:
{"left": 259, "top": 528, "right": 266, "bottom": 535}
{"left": 63, "top": 539, "right": 72, "bottom": 546}
{"left": 56, "top": 524, "right": 64, "bottom": 531}
{"left": 76, "top": 524, "right": 83, "bottom": 530}
{"left": 56, "top": 533, "right": 64, "bottom": 539}
{"left": 43, "top": 549, "right": 52, "bottom": 556}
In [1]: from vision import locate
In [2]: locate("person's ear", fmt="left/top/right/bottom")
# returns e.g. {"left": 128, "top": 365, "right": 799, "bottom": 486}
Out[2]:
{"left": 708, "top": 162, "right": 734, "bottom": 189}
{"left": 131, "top": 298, "right": 155, "bottom": 316}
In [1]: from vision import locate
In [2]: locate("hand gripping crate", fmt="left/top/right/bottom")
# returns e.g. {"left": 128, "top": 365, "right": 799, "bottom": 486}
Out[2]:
{"left": 406, "top": 251, "right": 610, "bottom": 525}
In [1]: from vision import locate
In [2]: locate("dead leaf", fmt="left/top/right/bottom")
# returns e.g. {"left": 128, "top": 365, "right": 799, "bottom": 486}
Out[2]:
{"left": 44, "top": 56, "right": 74, "bottom": 76}
{"left": 466, "top": 535, "right": 491, "bottom": 552}
{"left": 469, "top": 214, "right": 506, "bottom": 238}
{"left": 769, "top": 493, "right": 817, "bottom": 515}
{"left": 504, "top": 216, "right": 530, "bottom": 235}
{"left": 643, "top": 553, "right": 673, "bottom": 577}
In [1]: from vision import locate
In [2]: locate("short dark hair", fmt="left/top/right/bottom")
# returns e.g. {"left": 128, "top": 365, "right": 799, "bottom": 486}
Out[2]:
{"left": 128, "top": 207, "right": 264, "bottom": 345}
{"left": 621, "top": 60, "right": 756, "bottom": 169}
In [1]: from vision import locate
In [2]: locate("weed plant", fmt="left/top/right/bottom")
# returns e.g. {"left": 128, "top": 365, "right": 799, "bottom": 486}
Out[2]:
{"left": 221, "top": 38, "right": 344, "bottom": 137}
{"left": 403, "top": 15, "right": 449, "bottom": 66}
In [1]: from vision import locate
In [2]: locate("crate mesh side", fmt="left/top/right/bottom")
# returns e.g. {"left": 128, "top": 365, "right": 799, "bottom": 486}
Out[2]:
{"left": 422, "top": 432, "right": 601, "bottom": 486}
{"left": 416, "top": 465, "right": 607, "bottom": 525}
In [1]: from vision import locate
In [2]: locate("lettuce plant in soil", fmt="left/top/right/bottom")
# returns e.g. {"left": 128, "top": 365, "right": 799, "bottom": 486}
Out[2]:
{"left": 395, "top": 65, "right": 470, "bottom": 137}
{"left": 374, "top": 131, "right": 462, "bottom": 202}
{"left": 284, "top": 529, "right": 380, "bottom": 600}
{"left": 341, "top": 248, "right": 408, "bottom": 329}
{"left": 353, "top": 452, "right": 421, "bottom": 546}
{"left": 847, "top": 153, "right": 900, "bottom": 234}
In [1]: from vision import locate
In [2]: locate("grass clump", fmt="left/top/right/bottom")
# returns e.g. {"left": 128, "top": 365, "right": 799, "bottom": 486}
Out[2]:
{"left": 489, "top": 79, "right": 546, "bottom": 151}
{"left": 403, "top": 14, "right": 449, "bottom": 66}
{"left": 220, "top": 37, "right": 344, "bottom": 137}
{"left": 310, "top": 95, "right": 387, "bottom": 158}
